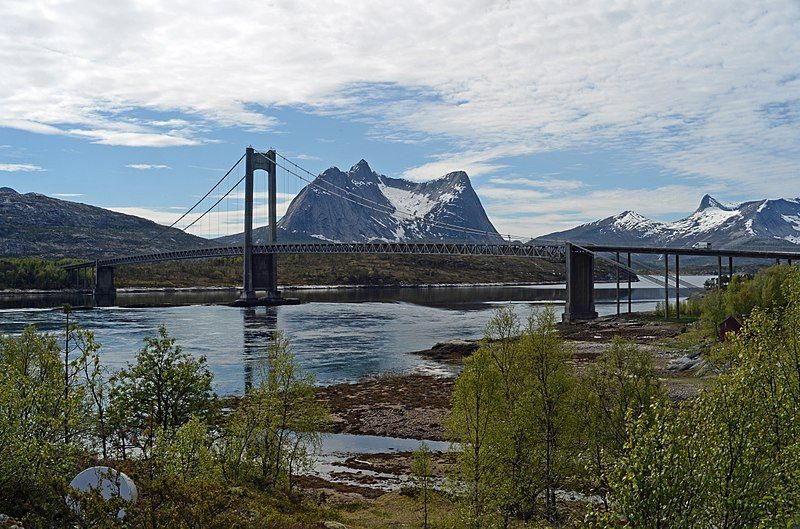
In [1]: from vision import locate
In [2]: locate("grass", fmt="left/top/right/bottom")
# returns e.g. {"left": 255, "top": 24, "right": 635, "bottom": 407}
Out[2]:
{"left": 337, "top": 490, "right": 458, "bottom": 529}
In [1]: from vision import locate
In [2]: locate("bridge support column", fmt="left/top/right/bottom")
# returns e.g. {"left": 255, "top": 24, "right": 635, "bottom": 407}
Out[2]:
{"left": 664, "top": 254, "right": 669, "bottom": 320}
{"left": 252, "top": 253, "right": 278, "bottom": 297}
{"left": 261, "top": 148, "right": 280, "bottom": 301}
{"left": 675, "top": 254, "right": 680, "bottom": 319}
{"left": 94, "top": 265, "right": 116, "bottom": 307}
{"left": 615, "top": 252, "right": 620, "bottom": 317}
{"left": 240, "top": 147, "right": 257, "bottom": 303}
{"left": 236, "top": 147, "right": 288, "bottom": 306}
{"left": 562, "top": 243, "right": 598, "bottom": 322}
{"left": 627, "top": 252, "right": 632, "bottom": 314}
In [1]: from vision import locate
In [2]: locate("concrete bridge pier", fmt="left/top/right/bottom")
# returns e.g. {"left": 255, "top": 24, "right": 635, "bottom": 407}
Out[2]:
{"left": 562, "top": 243, "right": 598, "bottom": 322}
{"left": 94, "top": 265, "right": 116, "bottom": 307}
{"left": 252, "top": 253, "right": 279, "bottom": 300}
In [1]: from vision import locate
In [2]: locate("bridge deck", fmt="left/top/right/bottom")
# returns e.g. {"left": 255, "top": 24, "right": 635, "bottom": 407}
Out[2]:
{"left": 63, "top": 241, "right": 800, "bottom": 271}
{"left": 63, "top": 242, "right": 567, "bottom": 270}
{"left": 580, "top": 243, "right": 800, "bottom": 260}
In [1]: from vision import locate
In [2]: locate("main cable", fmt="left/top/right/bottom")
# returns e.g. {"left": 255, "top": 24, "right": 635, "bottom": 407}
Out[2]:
{"left": 147, "top": 153, "right": 245, "bottom": 243}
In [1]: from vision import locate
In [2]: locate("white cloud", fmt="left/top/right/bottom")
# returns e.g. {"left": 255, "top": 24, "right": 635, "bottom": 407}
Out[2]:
{"left": 51, "top": 193, "right": 84, "bottom": 197}
{"left": 482, "top": 185, "right": 704, "bottom": 238}
{"left": 0, "top": 0, "right": 796, "bottom": 200}
{"left": 489, "top": 177, "right": 584, "bottom": 191}
{"left": 0, "top": 163, "right": 44, "bottom": 172}
{"left": 126, "top": 163, "right": 171, "bottom": 170}
{"left": 109, "top": 194, "right": 297, "bottom": 238}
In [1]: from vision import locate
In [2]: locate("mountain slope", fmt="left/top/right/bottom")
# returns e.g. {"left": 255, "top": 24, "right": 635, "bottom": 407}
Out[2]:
{"left": 538, "top": 194, "right": 800, "bottom": 250}
{"left": 220, "top": 160, "right": 502, "bottom": 243}
{"left": 0, "top": 187, "right": 211, "bottom": 259}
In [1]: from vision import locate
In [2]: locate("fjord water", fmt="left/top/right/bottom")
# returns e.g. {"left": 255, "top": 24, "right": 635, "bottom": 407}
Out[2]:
{"left": 0, "top": 279, "right": 708, "bottom": 395}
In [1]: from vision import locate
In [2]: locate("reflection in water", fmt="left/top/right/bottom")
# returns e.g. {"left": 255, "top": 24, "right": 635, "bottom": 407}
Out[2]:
{"left": 0, "top": 280, "right": 709, "bottom": 395}
{"left": 242, "top": 308, "right": 278, "bottom": 390}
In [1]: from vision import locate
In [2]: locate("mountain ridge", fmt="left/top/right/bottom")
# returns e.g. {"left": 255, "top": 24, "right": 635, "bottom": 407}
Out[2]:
{"left": 220, "top": 159, "right": 502, "bottom": 244}
{"left": 538, "top": 194, "right": 800, "bottom": 250}
{"left": 0, "top": 187, "right": 212, "bottom": 259}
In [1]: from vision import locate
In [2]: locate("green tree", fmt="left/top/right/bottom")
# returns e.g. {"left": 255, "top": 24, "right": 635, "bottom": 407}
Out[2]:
{"left": 109, "top": 325, "right": 215, "bottom": 457}
{"left": 219, "top": 332, "right": 328, "bottom": 492}
{"left": 0, "top": 326, "right": 98, "bottom": 524}
{"left": 520, "top": 309, "right": 576, "bottom": 524}
{"left": 607, "top": 267, "right": 800, "bottom": 527}
{"left": 449, "top": 307, "right": 578, "bottom": 527}
{"left": 448, "top": 336, "right": 503, "bottom": 529}
{"left": 411, "top": 441, "right": 434, "bottom": 529}
{"left": 578, "top": 338, "right": 664, "bottom": 506}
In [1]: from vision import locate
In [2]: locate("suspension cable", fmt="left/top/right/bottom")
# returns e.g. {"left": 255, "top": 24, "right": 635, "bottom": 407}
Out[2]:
{"left": 183, "top": 171, "right": 248, "bottom": 232}
{"left": 147, "top": 153, "right": 245, "bottom": 243}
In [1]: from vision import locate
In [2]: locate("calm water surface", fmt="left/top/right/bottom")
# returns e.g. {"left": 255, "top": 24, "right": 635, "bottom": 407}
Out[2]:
{"left": 0, "top": 278, "right": 708, "bottom": 395}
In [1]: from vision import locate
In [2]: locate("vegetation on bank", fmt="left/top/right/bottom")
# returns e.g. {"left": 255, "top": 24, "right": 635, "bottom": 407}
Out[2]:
{"left": 3, "top": 265, "right": 800, "bottom": 527}
{"left": 0, "top": 319, "right": 331, "bottom": 527}
{"left": 0, "top": 258, "right": 85, "bottom": 290}
{"left": 447, "top": 266, "right": 800, "bottom": 527}
{"left": 1, "top": 254, "right": 565, "bottom": 290}
{"left": 654, "top": 264, "right": 796, "bottom": 336}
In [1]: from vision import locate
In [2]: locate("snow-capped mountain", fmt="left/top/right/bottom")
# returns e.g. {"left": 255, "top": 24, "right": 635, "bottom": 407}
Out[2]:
{"left": 221, "top": 159, "right": 502, "bottom": 243}
{"left": 538, "top": 194, "right": 800, "bottom": 250}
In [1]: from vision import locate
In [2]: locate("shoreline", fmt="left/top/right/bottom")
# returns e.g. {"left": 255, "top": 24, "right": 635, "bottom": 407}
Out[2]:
{"left": 0, "top": 280, "right": 564, "bottom": 297}
{"left": 0, "top": 275, "right": 661, "bottom": 297}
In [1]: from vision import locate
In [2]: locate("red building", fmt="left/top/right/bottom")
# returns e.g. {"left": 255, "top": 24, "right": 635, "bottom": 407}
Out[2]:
{"left": 720, "top": 315, "right": 743, "bottom": 342}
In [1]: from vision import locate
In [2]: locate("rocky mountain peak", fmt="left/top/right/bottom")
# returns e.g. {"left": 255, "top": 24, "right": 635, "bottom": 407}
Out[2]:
{"left": 697, "top": 194, "right": 737, "bottom": 212}
{"left": 275, "top": 160, "right": 500, "bottom": 242}
{"left": 539, "top": 194, "right": 800, "bottom": 250}
{"left": 0, "top": 187, "right": 18, "bottom": 194}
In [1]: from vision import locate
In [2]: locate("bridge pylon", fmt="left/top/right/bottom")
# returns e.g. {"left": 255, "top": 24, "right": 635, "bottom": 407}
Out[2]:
{"left": 236, "top": 147, "right": 295, "bottom": 306}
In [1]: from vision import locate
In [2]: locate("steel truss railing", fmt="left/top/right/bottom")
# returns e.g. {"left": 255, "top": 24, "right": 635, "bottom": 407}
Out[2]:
{"left": 63, "top": 242, "right": 567, "bottom": 270}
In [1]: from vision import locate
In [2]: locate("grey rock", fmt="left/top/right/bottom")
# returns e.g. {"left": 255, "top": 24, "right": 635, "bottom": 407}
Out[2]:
{"left": 218, "top": 160, "right": 502, "bottom": 244}
{"left": 0, "top": 187, "right": 211, "bottom": 259}
{"left": 537, "top": 194, "right": 800, "bottom": 251}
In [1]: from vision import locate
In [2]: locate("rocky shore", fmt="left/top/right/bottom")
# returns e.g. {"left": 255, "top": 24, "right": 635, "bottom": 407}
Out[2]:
{"left": 307, "top": 316, "right": 709, "bottom": 501}
{"left": 316, "top": 375, "right": 454, "bottom": 440}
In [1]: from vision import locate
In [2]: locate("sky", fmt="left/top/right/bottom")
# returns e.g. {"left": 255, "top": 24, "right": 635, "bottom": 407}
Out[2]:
{"left": 0, "top": 0, "right": 798, "bottom": 239}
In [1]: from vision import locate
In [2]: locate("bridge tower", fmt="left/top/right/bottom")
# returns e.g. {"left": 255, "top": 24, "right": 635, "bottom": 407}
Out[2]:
{"left": 238, "top": 147, "right": 282, "bottom": 305}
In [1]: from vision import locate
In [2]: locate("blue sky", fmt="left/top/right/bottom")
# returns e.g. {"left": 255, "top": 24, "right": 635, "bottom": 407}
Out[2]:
{"left": 0, "top": 0, "right": 798, "bottom": 239}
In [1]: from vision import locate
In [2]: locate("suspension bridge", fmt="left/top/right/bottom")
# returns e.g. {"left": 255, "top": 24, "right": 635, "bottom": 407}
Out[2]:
{"left": 63, "top": 147, "right": 800, "bottom": 321}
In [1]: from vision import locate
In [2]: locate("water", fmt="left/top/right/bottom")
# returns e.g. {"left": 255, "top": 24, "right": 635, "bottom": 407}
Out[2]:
{"left": 0, "top": 278, "right": 709, "bottom": 396}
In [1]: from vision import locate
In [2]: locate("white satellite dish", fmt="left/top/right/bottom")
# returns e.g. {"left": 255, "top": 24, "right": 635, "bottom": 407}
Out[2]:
{"left": 67, "top": 466, "right": 138, "bottom": 518}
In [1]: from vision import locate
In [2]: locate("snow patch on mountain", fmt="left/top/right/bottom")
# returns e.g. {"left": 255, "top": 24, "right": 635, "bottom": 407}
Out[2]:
{"left": 378, "top": 182, "right": 438, "bottom": 218}
{"left": 539, "top": 194, "right": 800, "bottom": 250}
{"left": 670, "top": 207, "right": 741, "bottom": 236}
{"left": 269, "top": 161, "right": 501, "bottom": 243}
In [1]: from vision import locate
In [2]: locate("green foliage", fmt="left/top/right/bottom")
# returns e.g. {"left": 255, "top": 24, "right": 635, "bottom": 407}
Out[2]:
{"left": 0, "top": 322, "right": 339, "bottom": 527}
{"left": 411, "top": 441, "right": 434, "bottom": 529}
{"left": 577, "top": 338, "right": 664, "bottom": 506}
{"left": 699, "top": 264, "right": 796, "bottom": 338}
{"left": 218, "top": 331, "right": 328, "bottom": 491}
{"left": 109, "top": 325, "right": 215, "bottom": 457}
{"left": 606, "top": 267, "right": 800, "bottom": 527}
{"left": 0, "top": 257, "right": 84, "bottom": 289}
{"left": 448, "top": 307, "right": 578, "bottom": 527}
{"left": 0, "top": 324, "right": 106, "bottom": 524}
{"left": 653, "top": 297, "right": 702, "bottom": 318}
